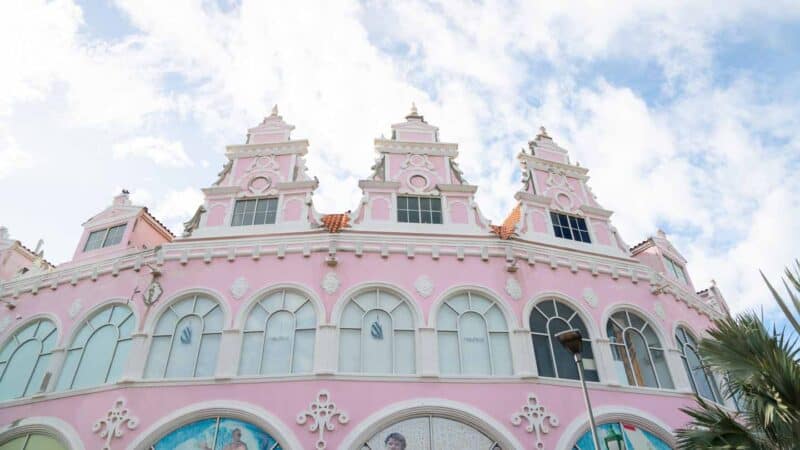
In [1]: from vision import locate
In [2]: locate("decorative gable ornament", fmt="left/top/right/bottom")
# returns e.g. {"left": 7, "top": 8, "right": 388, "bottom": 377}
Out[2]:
{"left": 505, "top": 277, "right": 522, "bottom": 301}
{"left": 322, "top": 272, "right": 340, "bottom": 294}
{"left": 510, "top": 393, "right": 559, "bottom": 450}
{"left": 414, "top": 275, "right": 434, "bottom": 298}
{"left": 143, "top": 281, "right": 163, "bottom": 306}
{"left": 68, "top": 298, "right": 83, "bottom": 319}
{"left": 230, "top": 276, "right": 249, "bottom": 300}
{"left": 92, "top": 397, "right": 139, "bottom": 450}
{"left": 297, "top": 390, "right": 349, "bottom": 450}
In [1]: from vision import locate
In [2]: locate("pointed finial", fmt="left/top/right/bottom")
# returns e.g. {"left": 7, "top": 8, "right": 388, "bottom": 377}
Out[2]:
{"left": 411, "top": 102, "right": 418, "bottom": 115}
{"left": 711, "top": 278, "right": 717, "bottom": 287}
{"left": 271, "top": 104, "right": 279, "bottom": 116}
{"left": 538, "top": 126, "right": 549, "bottom": 138}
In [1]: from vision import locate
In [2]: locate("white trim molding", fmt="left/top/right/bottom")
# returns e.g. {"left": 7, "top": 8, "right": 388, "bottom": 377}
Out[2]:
{"left": 0, "top": 416, "right": 85, "bottom": 450}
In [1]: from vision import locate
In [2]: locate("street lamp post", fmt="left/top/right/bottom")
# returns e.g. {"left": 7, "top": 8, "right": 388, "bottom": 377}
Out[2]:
{"left": 556, "top": 329, "right": 603, "bottom": 450}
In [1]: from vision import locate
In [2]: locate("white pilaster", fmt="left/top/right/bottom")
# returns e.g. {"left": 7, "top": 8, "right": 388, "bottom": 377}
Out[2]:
{"left": 314, "top": 324, "right": 337, "bottom": 374}
{"left": 418, "top": 327, "right": 438, "bottom": 377}
{"left": 120, "top": 332, "right": 149, "bottom": 381}
{"left": 43, "top": 347, "right": 66, "bottom": 392}
{"left": 667, "top": 347, "right": 693, "bottom": 393}
{"left": 512, "top": 329, "right": 537, "bottom": 377}
{"left": 594, "top": 338, "right": 620, "bottom": 386}
{"left": 216, "top": 329, "right": 241, "bottom": 378}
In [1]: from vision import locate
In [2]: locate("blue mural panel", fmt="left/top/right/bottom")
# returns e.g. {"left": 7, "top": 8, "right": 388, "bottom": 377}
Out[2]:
{"left": 153, "top": 417, "right": 282, "bottom": 450}
{"left": 572, "top": 422, "right": 672, "bottom": 450}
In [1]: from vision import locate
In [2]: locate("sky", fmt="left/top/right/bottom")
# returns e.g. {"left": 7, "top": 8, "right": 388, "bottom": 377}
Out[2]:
{"left": 1, "top": 0, "right": 799, "bottom": 323}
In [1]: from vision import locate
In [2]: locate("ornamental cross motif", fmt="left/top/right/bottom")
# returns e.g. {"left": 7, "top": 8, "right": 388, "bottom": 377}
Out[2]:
{"left": 510, "top": 393, "right": 559, "bottom": 450}
{"left": 92, "top": 397, "right": 139, "bottom": 450}
{"left": 297, "top": 390, "right": 349, "bottom": 449}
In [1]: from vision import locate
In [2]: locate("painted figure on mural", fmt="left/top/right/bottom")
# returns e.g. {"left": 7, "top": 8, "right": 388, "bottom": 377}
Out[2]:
{"left": 199, "top": 427, "right": 248, "bottom": 450}
{"left": 385, "top": 432, "right": 406, "bottom": 450}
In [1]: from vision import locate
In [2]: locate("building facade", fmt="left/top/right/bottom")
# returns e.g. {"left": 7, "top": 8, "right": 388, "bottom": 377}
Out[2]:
{"left": 0, "top": 106, "right": 732, "bottom": 450}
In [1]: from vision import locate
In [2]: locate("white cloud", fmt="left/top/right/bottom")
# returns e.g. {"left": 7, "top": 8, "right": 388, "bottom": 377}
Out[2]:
{"left": 0, "top": 137, "right": 35, "bottom": 179}
{"left": 153, "top": 187, "right": 204, "bottom": 222}
{"left": 112, "top": 137, "right": 192, "bottom": 167}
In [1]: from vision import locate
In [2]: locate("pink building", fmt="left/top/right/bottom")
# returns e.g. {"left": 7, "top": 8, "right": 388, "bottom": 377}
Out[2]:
{"left": 0, "top": 106, "right": 732, "bottom": 450}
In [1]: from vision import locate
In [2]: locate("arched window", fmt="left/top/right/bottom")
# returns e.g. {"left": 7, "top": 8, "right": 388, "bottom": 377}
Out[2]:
{"left": 57, "top": 304, "right": 135, "bottom": 390}
{"left": 0, "top": 319, "right": 57, "bottom": 401}
{"left": 361, "top": 415, "right": 502, "bottom": 449}
{"left": 573, "top": 421, "right": 672, "bottom": 449}
{"left": 437, "top": 291, "right": 512, "bottom": 376}
{"left": 150, "top": 417, "right": 282, "bottom": 450}
{"left": 676, "top": 326, "right": 722, "bottom": 402}
{"left": 239, "top": 289, "right": 316, "bottom": 375}
{"left": 0, "top": 432, "right": 67, "bottom": 450}
{"left": 530, "top": 299, "right": 598, "bottom": 381}
{"left": 607, "top": 310, "right": 674, "bottom": 389}
{"left": 339, "top": 288, "right": 415, "bottom": 374}
{"left": 145, "top": 295, "right": 224, "bottom": 379}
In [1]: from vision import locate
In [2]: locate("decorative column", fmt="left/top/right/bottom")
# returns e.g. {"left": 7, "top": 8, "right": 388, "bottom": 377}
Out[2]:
{"left": 667, "top": 347, "right": 693, "bottom": 393}
{"left": 42, "top": 346, "right": 66, "bottom": 392}
{"left": 216, "top": 328, "right": 241, "bottom": 378}
{"left": 418, "top": 326, "right": 438, "bottom": 377}
{"left": 594, "top": 337, "right": 620, "bottom": 385}
{"left": 314, "top": 324, "right": 337, "bottom": 374}
{"left": 120, "top": 332, "right": 149, "bottom": 381}
{"left": 512, "top": 328, "right": 538, "bottom": 378}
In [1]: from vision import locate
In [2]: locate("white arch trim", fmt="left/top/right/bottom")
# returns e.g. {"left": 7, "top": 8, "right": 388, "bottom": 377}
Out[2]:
{"left": 142, "top": 286, "right": 232, "bottom": 333}
{"left": 555, "top": 405, "right": 677, "bottom": 450}
{"left": 0, "top": 312, "right": 62, "bottom": 348}
{"left": 234, "top": 282, "right": 325, "bottom": 328}
{"left": 428, "top": 284, "right": 520, "bottom": 329}
{"left": 330, "top": 281, "right": 424, "bottom": 328}
{"left": 0, "top": 416, "right": 85, "bottom": 450}
{"left": 125, "top": 399, "right": 302, "bottom": 450}
{"left": 63, "top": 298, "right": 138, "bottom": 348}
{"left": 338, "top": 398, "right": 524, "bottom": 450}
{"left": 523, "top": 291, "right": 600, "bottom": 337}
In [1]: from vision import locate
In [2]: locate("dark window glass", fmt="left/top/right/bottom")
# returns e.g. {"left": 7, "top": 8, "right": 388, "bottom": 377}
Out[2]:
{"left": 550, "top": 212, "right": 591, "bottom": 243}
{"left": 83, "top": 224, "right": 127, "bottom": 251}
{"left": 397, "top": 196, "right": 443, "bottom": 224}
{"left": 530, "top": 299, "right": 598, "bottom": 382}
{"left": 232, "top": 198, "right": 278, "bottom": 226}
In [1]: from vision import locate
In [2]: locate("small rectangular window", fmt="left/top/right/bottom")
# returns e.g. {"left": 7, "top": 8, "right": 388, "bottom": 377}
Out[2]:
{"left": 83, "top": 224, "right": 127, "bottom": 252}
{"left": 231, "top": 198, "right": 278, "bottom": 226}
{"left": 550, "top": 212, "right": 591, "bottom": 243}
{"left": 397, "top": 196, "right": 442, "bottom": 224}
{"left": 663, "top": 256, "right": 688, "bottom": 284}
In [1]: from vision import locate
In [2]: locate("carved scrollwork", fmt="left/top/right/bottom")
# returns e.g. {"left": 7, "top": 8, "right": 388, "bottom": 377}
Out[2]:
{"left": 92, "top": 397, "right": 139, "bottom": 450}
{"left": 510, "top": 393, "right": 559, "bottom": 450}
{"left": 297, "top": 390, "right": 349, "bottom": 449}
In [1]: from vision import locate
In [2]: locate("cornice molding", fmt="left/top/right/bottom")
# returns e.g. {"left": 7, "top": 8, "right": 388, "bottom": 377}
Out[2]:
{"left": 374, "top": 139, "right": 458, "bottom": 156}
{"left": 518, "top": 153, "right": 589, "bottom": 177}
{"left": 514, "top": 191, "right": 552, "bottom": 206}
{"left": 436, "top": 184, "right": 477, "bottom": 193}
{"left": 0, "top": 231, "right": 723, "bottom": 320}
{"left": 201, "top": 186, "right": 241, "bottom": 196}
{"left": 358, "top": 180, "right": 401, "bottom": 190}
{"left": 225, "top": 139, "right": 309, "bottom": 157}
{"left": 274, "top": 180, "right": 318, "bottom": 191}
{"left": 579, "top": 204, "right": 614, "bottom": 218}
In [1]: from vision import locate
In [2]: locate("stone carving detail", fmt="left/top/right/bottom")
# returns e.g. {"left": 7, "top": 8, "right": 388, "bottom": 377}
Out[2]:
{"left": 582, "top": 288, "right": 598, "bottom": 308}
{"left": 92, "top": 397, "right": 139, "bottom": 450}
{"left": 68, "top": 298, "right": 83, "bottom": 319}
{"left": 505, "top": 277, "right": 522, "bottom": 301}
{"left": 230, "top": 276, "right": 249, "bottom": 300}
{"left": 654, "top": 301, "right": 666, "bottom": 321}
{"left": 414, "top": 275, "right": 434, "bottom": 298}
{"left": 297, "top": 389, "right": 349, "bottom": 449}
{"left": 510, "top": 393, "right": 559, "bottom": 450}
{"left": 322, "top": 272, "right": 340, "bottom": 294}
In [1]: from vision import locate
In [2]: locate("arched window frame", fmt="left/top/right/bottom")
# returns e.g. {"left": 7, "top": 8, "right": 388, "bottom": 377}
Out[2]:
{"left": 606, "top": 309, "right": 674, "bottom": 389}
{"left": 338, "top": 287, "right": 417, "bottom": 375}
{"left": 436, "top": 290, "right": 512, "bottom": 376}
{"left": 57, "top": 303, "right": 135, "bottom": 390}
{"left": 145, "top": 294, "right": 224, "bottom": 379}
{"left": 239, "top": 288, "right": 317, "bottom": 375}
{"left": 675, "top": 325, "right": 723, "bottom": 403}
{"left": 529, "top": 298, "right": 598, "bottom": 381}
{"left": 0, "top": 318, "right": 57, "bottom": 401}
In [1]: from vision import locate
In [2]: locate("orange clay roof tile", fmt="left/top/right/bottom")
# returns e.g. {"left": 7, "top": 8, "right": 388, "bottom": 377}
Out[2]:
{"left": 490, "top": 203, "right": 521, "bottom": 240}
{"left": 321, "top": 213, "right": 350, "bottom": 233}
